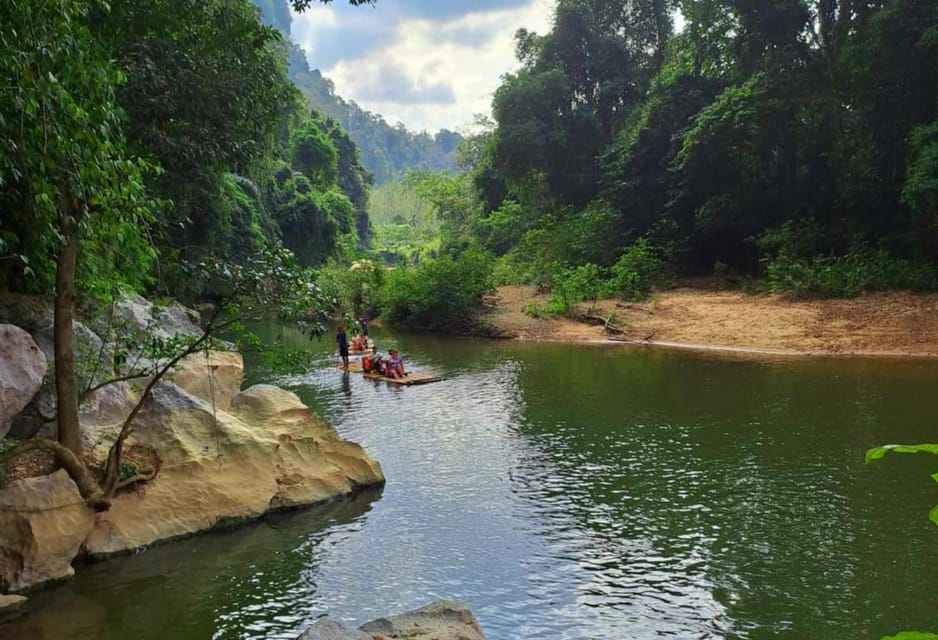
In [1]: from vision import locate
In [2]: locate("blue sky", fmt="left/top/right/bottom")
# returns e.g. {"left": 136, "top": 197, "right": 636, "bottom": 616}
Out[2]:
{"left": 291, "top": 0, "right": 555, "bottom": 133}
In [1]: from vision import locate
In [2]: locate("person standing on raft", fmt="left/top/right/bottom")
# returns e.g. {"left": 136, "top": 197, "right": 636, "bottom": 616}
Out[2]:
{"left": 337, "top": 324, "right": 350, "bottom": 370}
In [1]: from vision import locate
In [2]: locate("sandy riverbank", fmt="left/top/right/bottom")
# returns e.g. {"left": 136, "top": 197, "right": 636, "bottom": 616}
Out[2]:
{"left": 486, "top": 286, "right": 938, "bottom": 358}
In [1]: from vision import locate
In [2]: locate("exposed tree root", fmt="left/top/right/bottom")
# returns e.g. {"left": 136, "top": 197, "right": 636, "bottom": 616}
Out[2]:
{"left": 0, "top": 438, "right": 110, "bottom": 511}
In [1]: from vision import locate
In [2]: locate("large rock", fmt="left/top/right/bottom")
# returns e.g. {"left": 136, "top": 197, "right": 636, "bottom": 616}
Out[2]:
{"left": 299, "top": 601, "right": 487, "bottom": 640}
{"left": 170, "top": 350, "right": 243, "bottom": 412}
{"left": 82, "top": 382, "right": 384, "bottom": 557}
{"left": 0, "top": 324, "right": 47, "bottom": 439}
{"left": 0, "top": 470, "right": 95, "bottom": 592}
{"left": 106, "top": 293, "right": 200, "bottom": 341}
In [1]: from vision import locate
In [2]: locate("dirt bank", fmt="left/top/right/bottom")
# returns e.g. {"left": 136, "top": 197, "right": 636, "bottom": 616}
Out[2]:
{"left": 488, "top": 286, "right": 938, "bottom": 357}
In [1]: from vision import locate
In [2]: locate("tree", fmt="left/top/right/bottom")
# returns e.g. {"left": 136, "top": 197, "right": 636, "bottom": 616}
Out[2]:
{"left": 0, "top": 0, "right": 368, "bottom": 507}
{"left": 91, "top": 0, "right": 301, "bottom": 271}
{"left": 292, "top": 120, "right": 339, "bottom": 188}
{"left": 0, "top": 0, "right": 155, "bottom": 460}
{"left": 0, "top": 248, "right": 330, "bottom": 506}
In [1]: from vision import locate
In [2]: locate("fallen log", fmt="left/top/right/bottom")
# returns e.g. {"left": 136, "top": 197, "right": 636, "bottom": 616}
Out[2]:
{"left": 581, "top": 314, "right": 625, "bottom": 334}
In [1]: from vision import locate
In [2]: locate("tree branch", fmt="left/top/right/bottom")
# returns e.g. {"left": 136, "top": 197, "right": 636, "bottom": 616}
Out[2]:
{"left": 78, "top": 372, "right": 151, "bottom": 405}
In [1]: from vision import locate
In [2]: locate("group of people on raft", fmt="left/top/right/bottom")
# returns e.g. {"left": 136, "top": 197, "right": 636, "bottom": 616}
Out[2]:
{"left": 336, "top": 322, "right": 407, "bottom": 379}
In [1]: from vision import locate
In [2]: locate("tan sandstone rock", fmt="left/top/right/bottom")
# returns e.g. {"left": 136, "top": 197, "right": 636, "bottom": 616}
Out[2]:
{"left": 0, "top": 324, "right": 47, "bottom": 439}
{"left": 83, "top": 381, "right": 384, "bottom": 557}
{"left": 0, "top": 470, "right": 95, "bottom": 592}
{"left": 0, "top": 594, "right": 27, "bottom": 611}
{"left": 170, "top": 350, "right": 244, "bottom": 412}
{"left": 299, "top": 601, "right": 487, "bottom": 640}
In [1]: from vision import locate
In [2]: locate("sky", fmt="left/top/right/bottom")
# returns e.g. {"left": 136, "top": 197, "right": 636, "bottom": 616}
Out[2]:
{"left": 290, "top": 0, "right": 556, "bottom": 133}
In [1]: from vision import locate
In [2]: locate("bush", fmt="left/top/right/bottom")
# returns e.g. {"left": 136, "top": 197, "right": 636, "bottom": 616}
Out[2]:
{"left": 379, "top": 245, "right": 495, "bottom": 331}
{"left": 547, "top": 263, "right": 605, "bottom": 315}
{"left": 316, "top": 259, "right": 385, "bottom": 318}
{"left": 608, "top": 238, "right": 663, "bottom": 301}
{"left": 758, "top": 223, "right": 938, "bottom": 297}
{"left": 763, "top": 249, "right": 938, "bottom": 297}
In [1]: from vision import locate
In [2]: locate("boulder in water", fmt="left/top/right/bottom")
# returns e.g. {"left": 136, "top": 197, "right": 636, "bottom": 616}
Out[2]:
{"left": 82, "top": 381, "right": 384, "bottom": 557}
{"left": 0, "top": 470, "right": 94, "bottom": 592}
{"left": 298, "top": 601, "right": 487, "bottom": 640}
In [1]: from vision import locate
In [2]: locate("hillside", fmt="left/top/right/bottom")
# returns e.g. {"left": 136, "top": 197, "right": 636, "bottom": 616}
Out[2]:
{"left": 253, "top": 0, "right": 461, "bottom": 184}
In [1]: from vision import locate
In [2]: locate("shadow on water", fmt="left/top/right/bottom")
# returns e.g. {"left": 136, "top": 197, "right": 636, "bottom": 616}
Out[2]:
{"left": 0, "top": 487, "right": 383, "bottom": 640}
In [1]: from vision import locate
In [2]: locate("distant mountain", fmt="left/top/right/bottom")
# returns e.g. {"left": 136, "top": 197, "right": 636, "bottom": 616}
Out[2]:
{"left": 254, "top": 0, "right": 461, "bottom": 185}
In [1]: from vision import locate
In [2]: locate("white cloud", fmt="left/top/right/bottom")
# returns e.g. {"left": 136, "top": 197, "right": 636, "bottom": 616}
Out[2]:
{"left": 292, "top": 0, "right": 555, "bottom": 133}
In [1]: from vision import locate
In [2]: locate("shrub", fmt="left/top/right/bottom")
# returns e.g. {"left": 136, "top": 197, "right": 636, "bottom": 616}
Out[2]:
{"left": 547, "top": 263, "right": 605, "bottom": 315}
{"left": 379, "top": 245, "right": 494, "bottom": 331}
{"left": 316, "top": 259, "right": 385, "bottom": 318}
{"left": 608, "top": 238, "right": 663, "bottom": 301}
{"left": 763, "top": 250, "right": 938, "bottom": 297}
{"left": 758, "top": 222, "right": 938, "bottom": 297}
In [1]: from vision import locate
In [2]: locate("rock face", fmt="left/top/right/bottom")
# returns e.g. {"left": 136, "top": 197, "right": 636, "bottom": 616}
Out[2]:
{"left": 0, "top": 324, "right": 47, "bottom": 439}
{"left": 106, "top": 293, "right": 201, "bottom": 341}
{"left": 299, "top": 601, "right": 487, "bottom": 640}
{"left": 0, "top": 471, "right": 94, "bottom": 592}
{"left": 82, "top": 379, "right": 384, "bottom": 557}
{"left": 170, "top": 350, "right": 244, "bottom": 412}
{"left": 0, "top": 337, "right": 382, "bottom": 589}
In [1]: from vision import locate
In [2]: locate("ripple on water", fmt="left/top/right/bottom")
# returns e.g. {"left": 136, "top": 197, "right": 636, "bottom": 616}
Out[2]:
{"left": 3, "top": 340, "right": 938, "bottom": 640}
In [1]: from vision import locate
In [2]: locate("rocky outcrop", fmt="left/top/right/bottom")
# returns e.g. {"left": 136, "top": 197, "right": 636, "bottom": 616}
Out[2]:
{"left": 0, "top": 471, "right": 94, "bottom": 592}
{"left": 0, "top": 324, "right": 47, "bottom": 439}
{"left": 81, "top": 380, "right": 383, "bottom": 557}
{"left": 105, "top": 293, "right": 201, "bottom": 341}
{"left": 0, "top": 376, "right": 382, "bottom": 588}
{"left": 0, "top": 290, "right": 383, "bottom": 591}
{"left": 299, "top": 601, "right": 487, "bottom": 640}
{"left": 170, "top": 350, "right": 244, "bottom": 412}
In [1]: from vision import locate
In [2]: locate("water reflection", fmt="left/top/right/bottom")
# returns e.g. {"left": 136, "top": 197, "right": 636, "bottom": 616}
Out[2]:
{"left": 1, "top": 489, "right": 382, "bottom": 640}
{"left": 3, "top": 331, "right": 938, "bottom": 640}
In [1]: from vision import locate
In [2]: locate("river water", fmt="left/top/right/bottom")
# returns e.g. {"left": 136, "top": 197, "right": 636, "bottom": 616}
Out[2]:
{"left": 3, "top": 327, "right": 938, "bottom": 639}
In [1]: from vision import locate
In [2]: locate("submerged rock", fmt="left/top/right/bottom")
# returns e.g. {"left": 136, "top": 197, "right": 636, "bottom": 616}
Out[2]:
{"left": 299, "top": 601, "right": 487, "bottom": 640}
{"left": 0, "top": 594, "right": 27, "bottom": 612}
{"left": 0, "top": 470, "right": 94, "bottom": 592}
{"left": 0, "top": 324, "right": 47, "bottom": 439}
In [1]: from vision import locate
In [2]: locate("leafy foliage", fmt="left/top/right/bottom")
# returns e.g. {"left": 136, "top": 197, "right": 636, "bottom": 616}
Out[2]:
{"left": 0, "top": 0, "right": 156, "bottom": 300}
{"left": 608, "top": 238, "right": 664, "bottom": 301}
{"left": 380, "top": 246, "right": 495, "bottom": 331}
{"left": 757, "top": 221, "right": 938, "bottom": 297}
{"left": 435, "top": 0, "right": 938, "bottom": 298}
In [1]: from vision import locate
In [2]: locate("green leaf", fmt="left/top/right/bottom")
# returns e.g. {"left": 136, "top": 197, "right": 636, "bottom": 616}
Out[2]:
{"left": 930, "top": 505, "right": 938, "bottom": 528}
{"left": 866, "top": 444, "right": 938, "bottom": 464}
{"left": 881, "top": 633, "right": 938, "bottom": 640}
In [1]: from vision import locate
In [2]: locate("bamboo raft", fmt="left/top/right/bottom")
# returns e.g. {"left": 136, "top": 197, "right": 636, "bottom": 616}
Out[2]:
{"left": 338, "top": 361, "right": 443, "bottom": 386}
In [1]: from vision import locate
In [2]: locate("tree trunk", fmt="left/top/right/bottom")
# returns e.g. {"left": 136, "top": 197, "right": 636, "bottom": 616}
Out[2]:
{"left": 0, "top": 438, "right": 108, "bottom": 510}
{"left": 55, "top": 207, "right": 82, "bottom": 456}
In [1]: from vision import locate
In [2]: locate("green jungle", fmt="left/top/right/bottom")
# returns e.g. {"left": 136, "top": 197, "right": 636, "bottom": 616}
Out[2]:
{"left": 1, "top": 0, "right": 937, "bottom": 638}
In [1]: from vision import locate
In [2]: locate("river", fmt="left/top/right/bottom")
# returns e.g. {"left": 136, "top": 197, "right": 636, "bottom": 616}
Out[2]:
{"left": 3, "top": 326, "right": 938, "bottom": 639}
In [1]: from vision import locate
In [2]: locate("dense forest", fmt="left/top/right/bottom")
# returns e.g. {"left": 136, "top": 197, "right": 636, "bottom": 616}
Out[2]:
{"left": 362, "top": 0, "right": 938, "bottom": 321}
{"left": 3, "top": 0, "right": 938, "bottom": 325}
{"left": 1, "top": 0, "right": 377, "bottom": 306}
{"left": 253, "top": 0, "right": 462, "bottom": 185}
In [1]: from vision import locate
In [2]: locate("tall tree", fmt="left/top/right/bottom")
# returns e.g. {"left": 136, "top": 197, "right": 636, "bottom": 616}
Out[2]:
{"left": 0, "top": 0, "right": 153, "bottom": 459}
